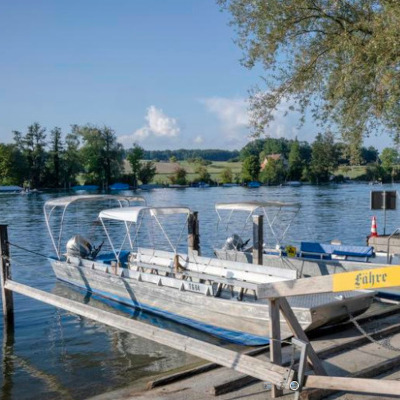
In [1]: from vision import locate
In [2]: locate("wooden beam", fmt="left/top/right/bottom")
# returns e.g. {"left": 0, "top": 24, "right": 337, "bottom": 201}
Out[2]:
{"left": 278, "top": 298, "right": 326, "bottom": 376}
{"left": 269, "top": 298, "right": 283, "bottom": 398}
{"left": 304, "top": 374, "right": 400, "bottom": 395}
{"left": 5, "top": 279, "right": 294, "bottom": 388}
{"left": 252, "top": 215, "right": 263, "bottom": 265}
{"left": 0, "top": 224, "right": 14, "bottom": 324}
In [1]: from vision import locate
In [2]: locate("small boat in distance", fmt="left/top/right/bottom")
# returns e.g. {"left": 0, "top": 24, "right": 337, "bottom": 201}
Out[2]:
{"left": 72, "top": 185, "right": 99, "bottom": 192}
{"left": 44, "top": 195, "right": 374, "bottom": 345}
{"left": 247, "top": 181, "right": 261, "bottom": 188}
{"left": 109, "top": 183, "right": 130, "bottom": 190}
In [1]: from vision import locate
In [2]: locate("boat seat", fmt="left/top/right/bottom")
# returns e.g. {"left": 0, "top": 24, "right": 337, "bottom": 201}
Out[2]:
{"left": 96, "top": 250, "right": 130, "bottom": 265}
{"left": 300, "top": 242, "right": 374, "bottom": 259}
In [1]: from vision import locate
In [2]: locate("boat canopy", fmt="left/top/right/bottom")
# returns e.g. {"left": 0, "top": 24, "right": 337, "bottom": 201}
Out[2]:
{"left": 98, "top": 206, "right": 192, "bottom": 260}
{"left": 215, "top": 201, "right": 301, "bottom": 213}
{"left": 44, "top": 195, "right": 146, "bottom": 259}
{"left": 215, "top": 201, "right": 301, "bottom": 249}
{"left": 99, "top": 206, "right": 191, "bottom": 223}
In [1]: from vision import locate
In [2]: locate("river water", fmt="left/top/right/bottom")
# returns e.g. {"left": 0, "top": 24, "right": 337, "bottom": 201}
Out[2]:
{"left": 0, "top": 183, "right": 399, "bottom": 399}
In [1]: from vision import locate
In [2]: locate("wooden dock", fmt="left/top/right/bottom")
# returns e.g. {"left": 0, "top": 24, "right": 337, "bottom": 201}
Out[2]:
{"left": 88, "top": 302, "right": 400, "bottom": 400}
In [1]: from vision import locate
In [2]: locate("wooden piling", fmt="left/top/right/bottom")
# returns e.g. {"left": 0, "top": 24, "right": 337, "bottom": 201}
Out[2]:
{"left": 0, "top": 225, "right": 14, "bottom": 324}
{"left": 252, "top": 215, "right": 263, "bottom": 265}
{"left": 269, "top": 298, "right": 283, "bottom": 398}
{"left": 188, "top": 211, "right": 200, "bottom": 255}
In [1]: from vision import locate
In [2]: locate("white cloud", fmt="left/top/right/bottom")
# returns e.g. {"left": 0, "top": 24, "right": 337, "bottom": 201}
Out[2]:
{"left": 194, "top": 135, "right": 203, "bottom": 144}
{"left": 201, "top": 97, "right": 249, "bottom": 140}
{"left": 118, "top": 105, "right": 180, "bottom": 147}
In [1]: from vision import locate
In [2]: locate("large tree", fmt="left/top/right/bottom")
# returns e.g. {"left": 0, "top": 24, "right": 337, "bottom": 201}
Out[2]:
{"left": 242, "top": 155, "right": 261, "bottom": 182}
{"left": 219, "top": 1, "right": 400, "bottom": 141}
{"left": 75, "top": 125, "right": 124, "bottom": 188}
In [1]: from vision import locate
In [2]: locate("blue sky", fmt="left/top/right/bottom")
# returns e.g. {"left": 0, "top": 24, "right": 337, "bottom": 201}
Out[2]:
{"left": 0, "top": 0, "right": 385, "bottom": 150}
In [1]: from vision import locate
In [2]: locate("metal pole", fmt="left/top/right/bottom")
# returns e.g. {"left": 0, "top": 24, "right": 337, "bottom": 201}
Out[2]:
{"left": 383, "top": 191, "right": 387, "bottom": 235}
{"left": 252, "top": 215, "right": 263, "bottom": 265}
{"left": 0, "top": 225, "right": 14, "bottom": 325}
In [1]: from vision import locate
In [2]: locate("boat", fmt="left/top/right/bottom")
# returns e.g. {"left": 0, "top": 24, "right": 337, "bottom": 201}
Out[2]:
{"left": 109, "top": 183, "right": 130, "bottom": 190}
{"left": 0, "top": 185, "right": 23, "bottom": 193}
{"left": 214, "top": 201, "right": 400, "bottom": 300}
{"left": 71, "top": 185, "right": 99, "bottom": 192}
{"left": 44, "top": 196, "right": 374, "bottom": 345}
{"left": 247, "top": 181, "right": 261, "bottom": 188}
{"left": 287, "top": 181, "right": 302, "bottom": 187}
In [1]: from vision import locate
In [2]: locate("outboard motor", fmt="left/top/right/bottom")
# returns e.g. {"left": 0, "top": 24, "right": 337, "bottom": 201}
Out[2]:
{"left": 222, "top": 234, "right": 244, "bottom": 251}
{"left": 66, "top": 235, "right": 94, "bottom": 258}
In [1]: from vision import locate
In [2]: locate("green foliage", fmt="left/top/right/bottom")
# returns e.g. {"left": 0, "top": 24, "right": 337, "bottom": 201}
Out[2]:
{"left": 62, "top": 132, "right": 82, "bottom": 188}
{"left": 138, "top": 161, "right": 156, "bottom": 184}
{"left": 380, "top": 147, "right": 399, "bottom": 182}
{"left": 169, "top": 155, "right": 178, "bottom": 163}
{"left": 220, "top": 0, "right": 400, "bottom": 141}
{"left": 262, "top": 138, "right": 290, "bottom": 158}
{"left": 76, "top": 125, "right": 124, "bottom": 187}
{"left": 169, "top": 166, "right": 187, "bottom": 185}
{"left": 46, "top": 127, "right": 63, "bottom": 187}
{"left": 242, "top": 155, "right": 260, "bottom": 182}
{"left": 127, "top": 144, "right": 144, "bottom": 188}
{"left": 143, "top": 149, "right": 239, "bottom": 161}
{"left": 195, "top": 165, "right": 211, "bottom": 183}
{"left": 260, "top": 159, "right": 286, "bottom": 185}
{"left": 240, "top": 139, "right": 265, "bottom": 160}
{"left": 0, "top": 144, "right": 27, "bottom": 185}
{"left": 220, "top": 167, "right": 233, "bottom": 184}
{"left": 309, "top": 132, "right": 339, "bottom": 183}
{"left": 288, "top": 139, "right": 303, "bottom": 181}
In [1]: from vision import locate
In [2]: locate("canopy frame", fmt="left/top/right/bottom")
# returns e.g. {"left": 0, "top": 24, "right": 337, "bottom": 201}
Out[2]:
{"left": 44, "top": 195, "right": 146, "bottom": 259}
{"left": 215, "top": 201, "right": 301, "bottom": 250}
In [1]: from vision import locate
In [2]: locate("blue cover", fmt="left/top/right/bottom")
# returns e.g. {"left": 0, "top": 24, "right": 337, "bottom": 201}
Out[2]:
{"left": 96, "top": 250, "right": 130, "bottom": 265}
{"left": 248, "top": 181, "right": 261, "bottom": 188}
{"left": 300, "top": 242, "right": 374, "bottom": 258}
{"left": 109, "top": 182, "right": 129, "bottom": 190}
{"left": 72, "top": 185, "right": 99, "bottom": 191}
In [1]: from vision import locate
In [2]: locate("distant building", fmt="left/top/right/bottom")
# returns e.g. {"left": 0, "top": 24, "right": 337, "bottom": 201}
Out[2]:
{"left": 260, "top": 154, "right": 288, "bottom": 170}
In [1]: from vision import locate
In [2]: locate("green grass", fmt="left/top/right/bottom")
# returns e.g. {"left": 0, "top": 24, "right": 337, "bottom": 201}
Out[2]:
{"left": 336, "top": 165, "right": 367, "bottom": 179}
{"left": 152, "top": 161, "right": 242, "bottom": 184}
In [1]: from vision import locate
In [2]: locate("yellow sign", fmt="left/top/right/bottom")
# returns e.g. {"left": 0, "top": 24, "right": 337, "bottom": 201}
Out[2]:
{"left": 285, "top": 245, "right": 297, "bottom": 258}
{"left": 333, "top": 266, "right": 400, "bottom": 292}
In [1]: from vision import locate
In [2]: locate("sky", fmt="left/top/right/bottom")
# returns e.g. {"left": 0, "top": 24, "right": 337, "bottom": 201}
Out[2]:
{"left": 0, "top": 0, "right": 386, "bottom": 151}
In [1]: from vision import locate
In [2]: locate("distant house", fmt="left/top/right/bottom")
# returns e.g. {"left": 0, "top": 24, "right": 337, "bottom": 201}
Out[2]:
{"left": 260, "top": 154, "right": 288, "bottom": 170}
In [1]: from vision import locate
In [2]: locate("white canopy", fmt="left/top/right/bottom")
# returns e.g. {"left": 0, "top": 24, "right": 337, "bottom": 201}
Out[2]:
{"left": 99, "top": 206, "right": 149, "bottom": 223}
{"left": 99, "top": 206, "right": 191, "bottom": 223}
{"left": 45, "top": 194, "right": 146, "bottom": 208}
{"left": 215, "top": 201, "right": 301, "bottom": 212}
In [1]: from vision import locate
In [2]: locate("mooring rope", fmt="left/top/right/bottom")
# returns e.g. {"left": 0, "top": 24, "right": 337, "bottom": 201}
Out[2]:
{"left": 346, "top": 306, "right": 400, "bottom": 352}
{"left": 6, "top": 241, "right": 50, "bottom": 260}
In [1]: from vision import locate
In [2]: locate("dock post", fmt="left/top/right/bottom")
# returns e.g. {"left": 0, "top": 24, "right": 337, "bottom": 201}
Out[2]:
{"left": 269, "top": 298, "right": 283, "bottom": 398}
{"left": 252, "top": 215, "right": 263, "bottom": 265}
{"left": 188, "top": 211, "right": 201, "bottom": 256}
{"left": 0, "top": 224, "right": 14, "bottom": 325}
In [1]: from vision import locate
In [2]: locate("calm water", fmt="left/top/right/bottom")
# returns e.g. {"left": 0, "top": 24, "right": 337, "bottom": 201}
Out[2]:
{"left": 0, "top": 183, "right": 399, "bottom": 399}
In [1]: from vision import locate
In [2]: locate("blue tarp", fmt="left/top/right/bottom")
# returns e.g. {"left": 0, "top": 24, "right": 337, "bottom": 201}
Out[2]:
{"left": 300, "top": 242, "right": 374, "bottom": 258}
{"left": 109, "top": 183, "right": 130, "bottom": 190}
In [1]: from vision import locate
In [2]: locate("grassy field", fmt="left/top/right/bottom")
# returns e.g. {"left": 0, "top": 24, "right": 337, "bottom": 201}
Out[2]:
{"left": 336, "top": 165, "right": 367, "bottom": 179}
{"left": 153, "top": 161, "right": 242, "bottom": 184}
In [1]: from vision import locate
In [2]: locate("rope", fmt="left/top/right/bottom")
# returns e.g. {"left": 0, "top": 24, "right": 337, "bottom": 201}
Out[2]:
{"left": 7, "top": 241, "right": 50, "bottom": 260}
{"left": 347, "top": 306, "right": 400, "bottom": 352}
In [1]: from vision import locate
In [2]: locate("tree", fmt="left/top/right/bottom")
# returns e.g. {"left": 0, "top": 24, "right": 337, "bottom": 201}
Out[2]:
{"left": 195, "top": 165, "right": 211, "bottom": 183}
{"left": 0, "top": 144, "right": 27, "bottom": 185}
{"left": 361, "top": 146, "right": 379, "bottom": 164}
{"left": 240, "top": 139, "right": 265, "bottom": 160}
{"left": 380, "top": 147, "right": 399, "bottom": 182}
{"left": 13, "top": 122, "right": 47, "bottom": 188}
{"left": 127, "top": 144, "right": 144, "bottom": 188}
{"left": 76, "top": 125, "right": 124, "bottom": 187}
{"left": 220, "top": 167, "right": 233, "bottom": 184}
{"left": 260, "top": 158, "right": 286, "bottom": 185}
{"left": 219, "top": 0, "right": 400, "bottom": 141}
{"left": 288, "top": 139, "right": 303, "bottom": 180}
{"left": 169, "top": 166, "right": 187, "bottom": 185}
{"left": 138, "top": 161, "right": 156, "bottom": 184}
{"left": 62, "top": 132, "right": 82, "bottom": 188}
{"left": 47, "top": 127, "right": 63, "bottom": 187}
{"left": 242, "top": 155, "right": 260, "bottom": 182}
{"left": 169, "top": 155, "right": 177, "bottom": 163}
{"left": 309, "top": 132, "right": 339, "bottom": 183}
